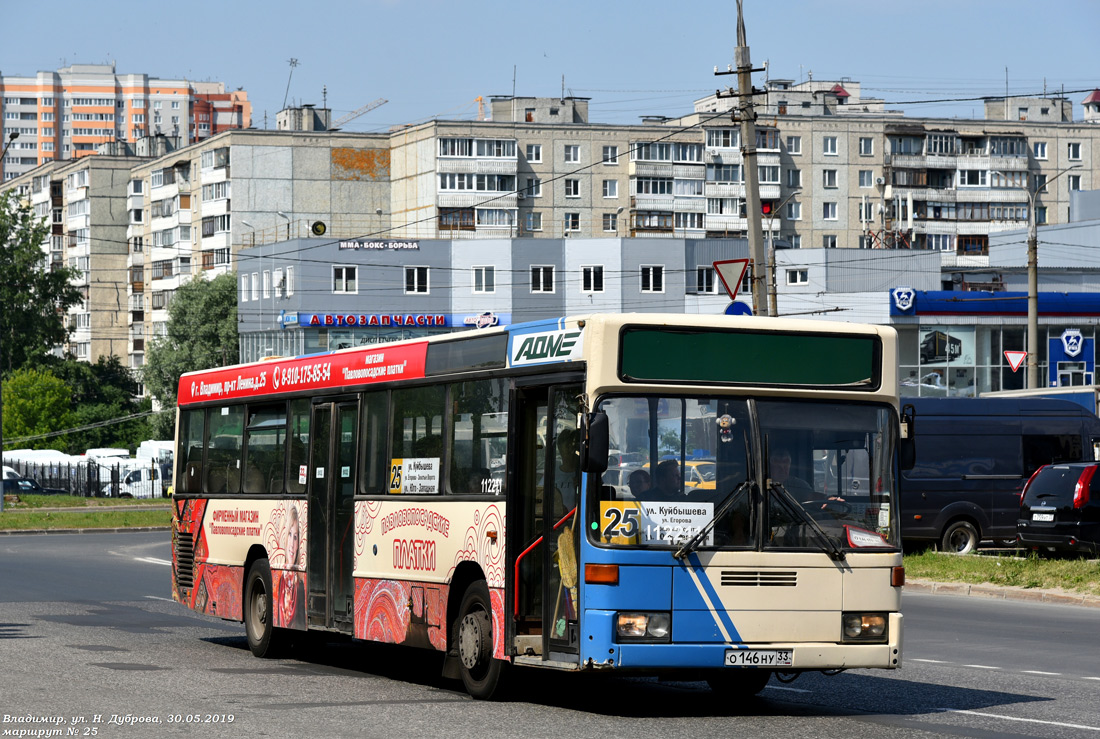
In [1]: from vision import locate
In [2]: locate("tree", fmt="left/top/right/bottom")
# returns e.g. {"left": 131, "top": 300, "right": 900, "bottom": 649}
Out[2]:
{"left": 27, "top": 355, "right": 155, "bottom": 454}
{"left": 0, "top": 190, "right": 82, "bottom": 373}
{"left": 144, "top": 272, "right": 238, "bottom": 437}
{"left": 2, "top": 368, "right": 76, "bottom": 450}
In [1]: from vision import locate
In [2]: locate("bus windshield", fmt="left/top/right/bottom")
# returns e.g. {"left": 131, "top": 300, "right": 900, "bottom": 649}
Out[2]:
{"left": 593, "top": 396, "right": 899, "bottom": 551}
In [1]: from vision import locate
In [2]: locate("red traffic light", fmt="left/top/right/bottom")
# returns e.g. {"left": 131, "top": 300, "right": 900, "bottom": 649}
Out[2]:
{"left": 761, "top": 202, "right": 773, "bottom": 215}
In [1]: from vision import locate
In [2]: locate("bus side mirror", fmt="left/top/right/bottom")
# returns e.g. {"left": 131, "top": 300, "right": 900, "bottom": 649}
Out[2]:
{"left": 580, "top": 411, "right": 610, "bottom": 474}
{"left": 899, "top": 404, "right": 916, "bottom": 471}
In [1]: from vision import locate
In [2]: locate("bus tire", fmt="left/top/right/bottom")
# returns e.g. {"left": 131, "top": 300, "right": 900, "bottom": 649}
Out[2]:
{"left": 940, "top": 520, "right": 979, "bottom": 555}
{"left": 454, "top": 580, "right": 504, "bottom": 699}
{"left": 707, "top": 669, "right": 771, "bottom": 697}
{"left": 244, "top": 559, "right": 281, "bottom": 658}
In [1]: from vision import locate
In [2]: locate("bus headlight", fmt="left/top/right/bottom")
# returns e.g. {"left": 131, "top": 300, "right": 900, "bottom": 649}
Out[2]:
{"left": 616, "top": 612, "right": 671, "bottom": 641}
{"left": 842, "top": 612, "right": 888, "bottom": 642}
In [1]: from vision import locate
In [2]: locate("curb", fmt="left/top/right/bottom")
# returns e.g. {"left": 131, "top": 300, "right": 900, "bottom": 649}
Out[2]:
{"left": 0, "top": 526, "right": 170, "bottom": 536}
{"left": 904, "top": 578, "right": 1100, "bottom": 608}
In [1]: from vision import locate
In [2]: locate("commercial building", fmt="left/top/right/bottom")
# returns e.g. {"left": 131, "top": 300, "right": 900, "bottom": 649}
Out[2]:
{"left": 1, "top": 63, "right": 250, "bottom": 181}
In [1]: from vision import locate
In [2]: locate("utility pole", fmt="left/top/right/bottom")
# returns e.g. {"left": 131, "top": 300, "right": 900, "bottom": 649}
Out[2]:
{"left": 0, "top": 131, "right": 18, "bottom": 512}
{"left": 734, "top": 0, "right": 766, "bottom": 316}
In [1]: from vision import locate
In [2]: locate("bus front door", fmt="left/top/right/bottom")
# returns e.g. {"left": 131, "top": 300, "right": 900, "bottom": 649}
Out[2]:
{"left": 306, "top": 399, "right": 358, "bottom": 632}
{"left": 511, "top": 382, "right": 582, "bottom": 660}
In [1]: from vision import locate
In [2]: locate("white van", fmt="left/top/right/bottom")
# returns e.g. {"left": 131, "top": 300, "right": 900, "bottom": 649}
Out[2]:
{"left": 112, "top": 466, "right": 164, "bottom": 499}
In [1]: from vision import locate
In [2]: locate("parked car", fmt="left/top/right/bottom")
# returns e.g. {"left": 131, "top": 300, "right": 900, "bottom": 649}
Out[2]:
{"left": 1018, "top": 462, "right": 1100, "bottom": 556}
{"left": 2, "top": 477, "right": 67, "bottom": 496}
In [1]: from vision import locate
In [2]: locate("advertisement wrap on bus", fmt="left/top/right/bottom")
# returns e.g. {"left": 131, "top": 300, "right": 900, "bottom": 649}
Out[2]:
{"left": 172, "top": 314, "right": 909, "bottom": 700}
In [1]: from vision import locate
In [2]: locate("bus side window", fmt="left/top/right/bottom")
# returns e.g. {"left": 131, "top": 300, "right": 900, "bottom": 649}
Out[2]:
{"left": 178, "top": 408, "right": 204, "bottom": 494}
{"left": 286, "top": 399, "right": 311, "bottom": 494}
{"left": 205, "top": 406, "right": 244, "bottom": 494}
{"left": 360, "top": 391, "right": 388, "bottom": 495}
{"left": 448, "top": 378, "right": 509, "bottom": 496}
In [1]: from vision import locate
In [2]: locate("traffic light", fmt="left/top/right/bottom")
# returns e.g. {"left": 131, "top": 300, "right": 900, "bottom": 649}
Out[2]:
{"left": 761, "top": 202, "right": 773, "bottom": 215}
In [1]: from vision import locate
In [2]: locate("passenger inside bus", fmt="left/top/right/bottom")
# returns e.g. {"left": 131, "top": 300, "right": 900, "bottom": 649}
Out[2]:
{"left": 771, "top": 447, "right": 816, "bottom": 500}
{"left": 649, "top": 460, "right": 683, "bottom": 500}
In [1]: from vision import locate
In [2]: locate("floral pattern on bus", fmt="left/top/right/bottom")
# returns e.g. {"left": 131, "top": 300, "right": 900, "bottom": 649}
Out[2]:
{"left": 490, "top": 587, "right": 505, "bottom": 660}
{"left": 193, "top": 564, "right": 243, "bottom": 620}
{"left": 448, "top": 505, "right": 505, "bottom": 588}
{"left": 353, "top": 578, "right": 448, "bottom": 651}
{"left": 355, "top": 500, "right": 385, "bottom": 555}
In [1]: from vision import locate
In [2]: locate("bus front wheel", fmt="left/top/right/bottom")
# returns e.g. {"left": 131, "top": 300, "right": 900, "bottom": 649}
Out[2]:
{"left": 245, "top": 559, "right": 282, "bottom": 658}
{"left": 454, "top": 580, "right": 504, "bottom": 699}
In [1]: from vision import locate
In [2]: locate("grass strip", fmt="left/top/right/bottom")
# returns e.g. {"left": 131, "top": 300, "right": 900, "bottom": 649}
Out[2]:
{"left": 0, "top": 509, "right": 170, "bottom": 531}
{"left": 904, "top": 549, "right": 1100, "bottom": 597}
{"left": 6, "top": 494, "right": 168, "bottom": 509}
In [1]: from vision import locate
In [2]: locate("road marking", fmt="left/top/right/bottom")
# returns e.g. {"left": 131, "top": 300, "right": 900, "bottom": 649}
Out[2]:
{"left": 1021, "top": 670, "right": 1061, "bottom": 675}
{"left": 144, "top": 595, "right": 174, "bottom": 602}
{"left": 135, "top": 556, "right": 172, "bottom": 566}
{"left": 1085, "top": 677, "right": 1100, "bottom": 681}
{"left": 961, "top": 664, "right": 999, "bottom": 670}
{"left": 764, "top": 685, "right": 809, "bottom": 693}
{"left": 910, "top": 658, "right": 947, "bottom": 663}
{"left": 940, "top": 708, "right": 1100, "bottom": 732}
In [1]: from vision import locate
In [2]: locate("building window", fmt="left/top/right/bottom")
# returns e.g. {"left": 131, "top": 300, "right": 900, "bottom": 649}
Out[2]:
{"left": 823, "top": 136, "right": 837, "bottom": 155}
{"left": 564, "top": 144, "right": 579, "bottom": 163}
{"left": 786, "top": 135, "right": 801, "bottom": 154}
{"left": 1068, "top": 142, "right": 1082, "bottom": 160}
{"left": 958, "top": 169, "right": 987, "bottom": 187}
{"left": 526, "top": 144, "right": 541, "bottom": 162}
{"left": 1036, "top": 206, "right": 1047, "bottom": 225}
{"left": 758, "top": 165, "right": 779, "bottom": 184}
{"left": 1068, "top": 175, "right": 1082, "bottom": 191}
{"left": 531, "top": 265, "right": 554, "bottom": 293}
{"left": 823, "top": 235, "right": 837, "bottom": 248}
{"left": 697, "top": 267, "right": 717, "bottom": 294}
{"left": 602, "top": 146, "right": 618, "bottom": 164}
{"left": 582, "top": 265, "right": 604, "bottom": 293}
{"left": 405, "top": 266, "right": 428, "bottom": 294}
{"left": 859, "top": 170, "right": 873, "bottom": 188}
{"left": 823, "top": 169, "right": 838, "bottom": 188}
{"left": 602, "top": 179, "right": 617, "bottom": 198}
{"left": 564, "top": 212, "right": 580, "bottom": 231}
{"left": 473, "top": 266, "right": 495, "bottom": 293}
{"left": 565, "top": 179, "right": 580, "bottom": 197}
{"left": 262, "top": 270, "right": 271, "bottom": 299}
{"left": 251, "top": 272, "right": 260, "bottom": 301}
{"left": 333, "top": 265, "right": 357, "bottom": 294}
{"left": 641, "top": 265, "right": 664, "bottom": 293}
{"left": 786, "top": 202, "right": 801, "bottom": 220}
{"left": 602, "top": 213, "right": 618, "bottom": 232}
{"left": 525, "top": 177, "right": 541, "bottom": 197}
{"left": 675, "top": 212, "right": 704, "bottom": 230}
{"left": 1018, "top": 107, "right": 1028, "bottom": 120}
{"left": 241, "top": 274, "right": 250, "bottom": 302}
{"left": 787, "top": 169, "right": 801, "bottom": 188}
{"left": 286, "top": 266, "right": 295, "bottom": 297}
{"left": 786, "top": 269, "right": 808, "bottom": 285}
{"left": 525, "top": 212, "right": 542, "bottom": 232}
{"left": 823, "top": 202, "right": 838, "bottom": 220}
{"left": 859, "top": 137, "right": 874, "bottom": 156}
{"left": 791, "top": 234, "right": 801, "bottom": 248}
{"left": 1033, "top": 141, "right": 1047, "bottom": 160}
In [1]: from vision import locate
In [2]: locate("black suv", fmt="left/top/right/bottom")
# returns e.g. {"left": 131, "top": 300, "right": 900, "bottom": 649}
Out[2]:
{"left": 1018, "top": 463, "right": 1100, "bottom": 555}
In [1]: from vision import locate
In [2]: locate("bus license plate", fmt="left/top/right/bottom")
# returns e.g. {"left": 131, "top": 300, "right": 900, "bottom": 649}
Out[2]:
{"left": 1032, "top": 512, "right": 1054, "bottom": 522}
{"left": 724, "top": 649, "right": 792, "bottom": 667}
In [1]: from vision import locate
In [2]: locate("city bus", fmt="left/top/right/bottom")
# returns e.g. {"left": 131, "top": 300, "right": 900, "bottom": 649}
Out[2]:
{"left": 171, "top": 313, "right": 908, "bottom": 700}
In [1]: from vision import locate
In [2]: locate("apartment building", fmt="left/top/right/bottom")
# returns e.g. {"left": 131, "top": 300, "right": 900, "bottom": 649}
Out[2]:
{"left": 0, "top": 63, "right": 250, "bottom": 181}
{"left": 125, "top": 128, "right": 391, "bottom": 370}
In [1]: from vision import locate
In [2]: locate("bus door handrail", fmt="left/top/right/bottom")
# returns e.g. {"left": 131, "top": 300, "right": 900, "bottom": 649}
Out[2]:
{"left": 512, "top": 506, "right": 577, "bottom": 616}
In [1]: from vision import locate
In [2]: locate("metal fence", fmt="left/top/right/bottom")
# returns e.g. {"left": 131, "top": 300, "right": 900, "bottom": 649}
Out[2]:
{"left": 5, "top": 459, "right": 168, "bottom": 499}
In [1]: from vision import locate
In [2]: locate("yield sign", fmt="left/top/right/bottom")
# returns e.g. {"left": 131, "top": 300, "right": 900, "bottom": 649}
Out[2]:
{"left": 1004, "top": 350, "right": 1027, "bottom": 372}
{"left": 713, "top": 259, "right": 750, "bottom": 300}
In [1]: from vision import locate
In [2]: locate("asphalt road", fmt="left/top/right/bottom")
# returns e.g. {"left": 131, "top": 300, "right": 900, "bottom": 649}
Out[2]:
{"left": 1, "top": 532, "right": 1099, "bottom": 738}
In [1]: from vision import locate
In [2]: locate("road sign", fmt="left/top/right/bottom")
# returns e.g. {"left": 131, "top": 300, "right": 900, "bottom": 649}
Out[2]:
{"left": 1004, "top": 350, "right": 1027, "bottom": 372}
{"left": 725, "top": 301, "right": 753, "bottom": 316}
{"left": 713, "top": 259, "right": 750, "bottom": 300}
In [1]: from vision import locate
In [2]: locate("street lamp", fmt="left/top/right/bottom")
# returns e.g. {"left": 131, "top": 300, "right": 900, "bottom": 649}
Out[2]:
{"left": 1026, "top": 164, "right": 1080, "bottom": 389}
{"left": 276, "top": 211, "right": 290, "bottom": 240}
{"left": 766, "top": 188, "right": 801, "bottom": 316}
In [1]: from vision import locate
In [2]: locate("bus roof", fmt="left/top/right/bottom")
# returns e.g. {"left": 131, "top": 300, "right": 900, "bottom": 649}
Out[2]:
{"left": 178, "top": 313, "right": 896, "bottom": 407}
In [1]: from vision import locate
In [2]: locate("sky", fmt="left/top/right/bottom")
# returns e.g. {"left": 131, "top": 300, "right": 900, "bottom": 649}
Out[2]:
{"left": 2, "top": 0, "right": 1099, "bottom": 131}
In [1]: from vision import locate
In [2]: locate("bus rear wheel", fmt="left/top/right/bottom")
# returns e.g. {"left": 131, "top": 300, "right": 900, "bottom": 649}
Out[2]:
{"left": 454, "top": 580, "right": 504, "bottom": 699}
{"left": 245, "top": 559, "right": 282, "bottom": 658}
{"left": 707, "top": 670, "right": 771, "bottom": 697}
{"left": 940, "top": 520, "right": 979, "bottom": 555}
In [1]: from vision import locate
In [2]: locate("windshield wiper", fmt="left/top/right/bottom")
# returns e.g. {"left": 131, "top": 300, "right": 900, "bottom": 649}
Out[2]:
{"left": 769, "top": 481, "right": 846, "bottom": 561}
{"left": 674, "top": 479, "right": 755, "bottom": 560}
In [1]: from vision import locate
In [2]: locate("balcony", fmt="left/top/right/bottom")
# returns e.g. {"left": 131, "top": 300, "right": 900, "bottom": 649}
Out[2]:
{"left": 632, "top": 194, "right": 675, "bottom": 211}
{"left": 437, "top": 192, "right": 518, "bottom": 209}
{"left": 629, "top": 162, "right": 674, "bottom": 177}
{"left": 705, "top": 182, "right": 746, "bottom": 198}
{"left": 436, "top": 158, "right": 517, "bottom": 175}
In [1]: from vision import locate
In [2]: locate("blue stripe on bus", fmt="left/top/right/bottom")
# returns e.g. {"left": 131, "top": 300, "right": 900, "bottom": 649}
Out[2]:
{"left": 685, "top": 553, "right": 744, "bottom": 644}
